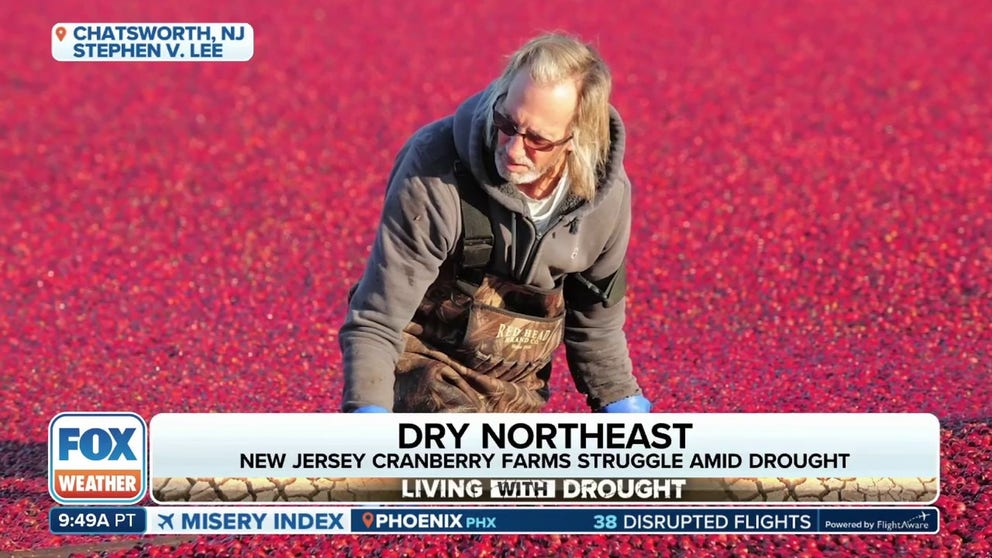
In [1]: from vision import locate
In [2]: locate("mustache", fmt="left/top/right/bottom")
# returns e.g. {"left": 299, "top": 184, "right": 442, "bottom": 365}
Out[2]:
{"left": 498, "top": 148, "right": 533, "bottom": 168}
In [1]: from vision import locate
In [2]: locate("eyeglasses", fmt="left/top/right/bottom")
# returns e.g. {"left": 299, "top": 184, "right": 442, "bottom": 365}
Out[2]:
{"left": 492, "top": 94, "right": 573, "bottom": 152}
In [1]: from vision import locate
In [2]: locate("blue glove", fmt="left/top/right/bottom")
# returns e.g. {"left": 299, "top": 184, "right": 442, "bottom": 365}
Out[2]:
{"left": 600, "top": 395, "right": 652, "bottom": 413}
{"left": 352, "top": 405, "right": 389, "bottom": 413}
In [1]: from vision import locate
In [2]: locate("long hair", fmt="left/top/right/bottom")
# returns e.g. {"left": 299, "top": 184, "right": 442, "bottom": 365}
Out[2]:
{"left": 483, "top": 33, "right": 612, "bottom": 201}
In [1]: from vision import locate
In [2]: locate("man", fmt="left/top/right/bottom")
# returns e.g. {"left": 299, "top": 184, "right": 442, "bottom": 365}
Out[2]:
{"left": 340, "top": 33, "right": 650, "bottom": 413}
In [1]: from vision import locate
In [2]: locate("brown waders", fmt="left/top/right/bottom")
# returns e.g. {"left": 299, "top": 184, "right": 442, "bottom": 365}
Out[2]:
{"left": 394, "top": 271, "right": 564, "bottom": 413}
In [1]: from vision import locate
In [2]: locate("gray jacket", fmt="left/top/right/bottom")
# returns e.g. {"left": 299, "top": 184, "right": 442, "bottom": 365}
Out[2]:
{"left": 340, "top": 85, "right": 643, "bottom": 411}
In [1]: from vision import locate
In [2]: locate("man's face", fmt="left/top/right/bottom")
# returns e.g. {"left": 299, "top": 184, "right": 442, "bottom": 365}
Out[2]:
{"left": 494, "top": 71, "right": 577, "bottom": 187}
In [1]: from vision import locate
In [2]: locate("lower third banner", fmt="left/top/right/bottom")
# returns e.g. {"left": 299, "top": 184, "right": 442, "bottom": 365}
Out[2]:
{"left": 51, "top": 506, "right": 940, "bottom": 535}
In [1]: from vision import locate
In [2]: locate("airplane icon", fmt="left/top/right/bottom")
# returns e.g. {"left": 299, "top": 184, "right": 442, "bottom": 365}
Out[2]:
{"left": 158, "top": 513, "right": 175, "bottom": 530}
{"left": 913, "top": 511, "right": 930, "bottom": 523}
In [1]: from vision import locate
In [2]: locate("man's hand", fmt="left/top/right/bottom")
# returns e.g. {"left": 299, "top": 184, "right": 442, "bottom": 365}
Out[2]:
{"left": 600, "top": 395, "right": 652, "bottom": 413}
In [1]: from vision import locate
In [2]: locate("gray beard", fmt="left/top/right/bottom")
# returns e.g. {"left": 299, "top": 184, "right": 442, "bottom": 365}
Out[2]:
{"left": 494, "top": 147, "right": 562, "bottom": 185}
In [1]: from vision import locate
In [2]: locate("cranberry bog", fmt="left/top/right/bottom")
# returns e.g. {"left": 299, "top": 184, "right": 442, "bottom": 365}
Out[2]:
{"left": 2, "top": 1, "right": 990, "bottom": 556}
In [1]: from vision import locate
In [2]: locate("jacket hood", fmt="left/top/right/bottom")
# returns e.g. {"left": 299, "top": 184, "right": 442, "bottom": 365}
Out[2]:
{"left": 452, "top": 83, "right": 628, "bottom": 219}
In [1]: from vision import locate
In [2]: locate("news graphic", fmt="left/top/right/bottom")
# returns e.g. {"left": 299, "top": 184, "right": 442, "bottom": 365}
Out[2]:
{"left": 50, "top": 505, "right": 940, "bottom": 536}
{"left": 51, "top": 23, "right": 254, "bottom": 62}
{"left": 48, "top": 412, "right": 147, "bottom": 504}
{"left": 47, "top": 412, "right": 941, "bottom": 536}
{"left": 148, "top": 413, "right": 939, "bottom": 505}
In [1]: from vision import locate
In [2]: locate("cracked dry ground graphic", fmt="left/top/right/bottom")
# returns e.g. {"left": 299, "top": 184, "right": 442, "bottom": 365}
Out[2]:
{"left": 152, "top": 477, "right": 937, "bottom": 503}
{"left": 153, "top": 477, "right": 398, "bottom": 503}
{"left": 708, "top": 477, "right": 937, "bottom": 502}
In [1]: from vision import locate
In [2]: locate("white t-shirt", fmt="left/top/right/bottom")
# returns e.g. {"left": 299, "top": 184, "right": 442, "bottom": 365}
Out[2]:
{"left": 523, "top": 173, "right": 570, "bottom": 236}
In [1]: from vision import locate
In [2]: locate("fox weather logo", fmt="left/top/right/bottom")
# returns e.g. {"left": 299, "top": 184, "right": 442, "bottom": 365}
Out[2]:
{"left": 48, "top": 412, "right": 147, "bottom": 504}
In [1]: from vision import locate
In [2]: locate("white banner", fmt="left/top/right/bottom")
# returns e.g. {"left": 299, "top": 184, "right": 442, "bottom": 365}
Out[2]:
{"left": 149, "top": 413, "right": 939, "bottom": 479}
{"left": 52, "top": 23, "right": 254, "bottom": 62}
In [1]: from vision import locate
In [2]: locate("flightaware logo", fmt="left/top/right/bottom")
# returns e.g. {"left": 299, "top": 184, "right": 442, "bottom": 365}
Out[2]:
{"left": 49, "top": 412, "right": 147, "bottom": 504}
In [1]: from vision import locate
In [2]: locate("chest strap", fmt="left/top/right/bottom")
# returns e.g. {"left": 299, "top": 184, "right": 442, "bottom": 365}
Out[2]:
{"left": 453, "top": 160, "right": 494, "bottom": 275}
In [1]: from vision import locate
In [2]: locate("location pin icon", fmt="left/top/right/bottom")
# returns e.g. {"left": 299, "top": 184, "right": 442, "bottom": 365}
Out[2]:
{"left": 55, "top": 27, "right": 67, "bottom": 41}
{"left": 362, "top": 512, "right": 374, "bottom": 528}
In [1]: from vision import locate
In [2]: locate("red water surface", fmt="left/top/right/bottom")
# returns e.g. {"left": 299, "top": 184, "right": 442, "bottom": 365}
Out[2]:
{"left": 2, "top": 1, "right": 990, "bottom": 556}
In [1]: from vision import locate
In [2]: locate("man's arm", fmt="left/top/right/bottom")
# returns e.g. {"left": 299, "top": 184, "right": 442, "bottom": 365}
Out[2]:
{"left": 339, "top": 134, "right": 458, "bottom": 412}
{"left": 563, "top": 176, "right": 645, "bottom": 411}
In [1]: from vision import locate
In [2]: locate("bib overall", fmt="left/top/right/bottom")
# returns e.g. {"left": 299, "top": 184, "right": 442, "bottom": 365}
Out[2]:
{"left": 393, "top": 267, "right": 564, "bottom": 412}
